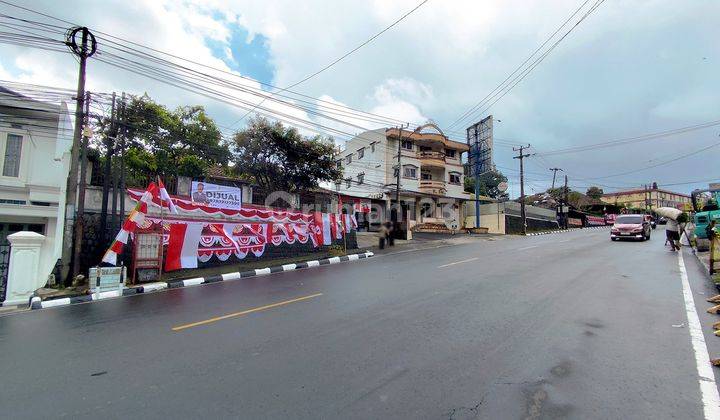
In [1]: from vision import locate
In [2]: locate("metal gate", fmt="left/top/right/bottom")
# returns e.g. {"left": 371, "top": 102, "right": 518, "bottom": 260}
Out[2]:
{"left": 0, "top": 239, "right": 10, "bottom": 302}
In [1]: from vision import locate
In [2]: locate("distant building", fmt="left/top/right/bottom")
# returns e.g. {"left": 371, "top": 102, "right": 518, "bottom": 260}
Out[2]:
{"left": 335, "top": 123, "right": 475, "bottom": 232}
{"left": 0, "top": 86, "right": 72, "bottom": 292}
{"left": 601, "top": 186, "right": 691, "bottom": 210}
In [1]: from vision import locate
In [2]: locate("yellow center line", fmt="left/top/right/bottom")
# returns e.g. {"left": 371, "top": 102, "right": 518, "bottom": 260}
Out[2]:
{"left": 171, "top": 293, "right": 323, "bottom": 332}
{"left": 437, "top": 257, "right": 478, "bottom": 268}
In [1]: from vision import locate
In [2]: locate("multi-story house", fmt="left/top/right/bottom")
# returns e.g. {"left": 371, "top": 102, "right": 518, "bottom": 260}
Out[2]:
{"left": 601, "top": 186, "right": 691, "bottom": 211}
{"left": 0, "top": 85, "right": 72, "bottom": 298}
{"left": 336, "top": 123, "right": 470, "bottom": 232}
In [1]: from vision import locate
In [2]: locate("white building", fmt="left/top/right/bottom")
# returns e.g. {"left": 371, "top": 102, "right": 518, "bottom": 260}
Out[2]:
{"left": 336, "top": 123, "right": 473, "bottom": 233}
{"left": 0, "top": 86, "right": 72, "bottom": 297}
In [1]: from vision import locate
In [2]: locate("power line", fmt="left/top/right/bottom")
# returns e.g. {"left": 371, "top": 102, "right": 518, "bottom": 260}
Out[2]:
{"left": 447, "top": 0, "right": 593, "bottom": 130}
{"left": 229, "top": 0, "right": 431, "bottom": 128}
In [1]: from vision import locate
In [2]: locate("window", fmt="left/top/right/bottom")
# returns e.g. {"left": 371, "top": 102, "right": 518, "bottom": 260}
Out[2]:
{"left": 336, "top": 160, "right": 342, "bottom": 169}
{"left": 357, "top": 147, "right": 365, "bottom": 159}
{"left": 401, "top": 140, "right": 413, "bottom": 150}
{"left": 449, "top": 172, "right": 461, "bottom": 184}
{"left": 3, "top": 134, "right": 22, "bottom": 177}
{"left": 345, "top": 154, "right": 352, "bottom": 164}
{"left": 370, "top": 142, "right": 376, "bottom": 153}
{"left": 419, "top": 146, "right": 432, "bottom": 152}
{"left": 357, "top": 172, "right": 365, "bottom": 185}
{"left": 345, "top": 178, "right": 352, "bottom": 189}
{"left": 421, "top": 171, "right": 432, "bottom": 180}
{"left": 403, "top": 165, "right": 418, "bottom": 179}
{"left": 445, "top": 149, "right": 456, "bottom": 158}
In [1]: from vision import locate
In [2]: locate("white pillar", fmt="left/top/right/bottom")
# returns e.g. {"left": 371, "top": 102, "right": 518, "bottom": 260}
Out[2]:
{"left": 4, "top": 231, "right": 46, "bottom": 306}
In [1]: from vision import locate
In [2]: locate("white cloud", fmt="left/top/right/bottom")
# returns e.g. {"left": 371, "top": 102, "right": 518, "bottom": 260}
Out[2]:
{"left": 0, "top": 0, "right": 718, "bottom": 194}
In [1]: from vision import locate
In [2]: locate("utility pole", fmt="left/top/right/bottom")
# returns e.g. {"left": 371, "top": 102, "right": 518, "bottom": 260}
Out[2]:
{"left": 72, "top": 92, "right": 91, "bottom": 280}
{"left": 473, "top": 146, "right": 480, "bottom": 228}
{"left": 119, "top": 93, "right": 127, "bottom": 224}
{"left": 60, "top": 27, "right": 97, "bottom": 284}
{"left": 99, "top": 92, "right": 117, "bottom": 243}
{"left": 549, "top": 167, "right": 563, "bottom": 190}
{"left": 513, "top": 144, "right": 531, "bottom": 235}
{"left": 564, "top": 175, "right": 569, "bottom": 229}
{"left": 393, "top": 124, "right": 408, "bottom": 223}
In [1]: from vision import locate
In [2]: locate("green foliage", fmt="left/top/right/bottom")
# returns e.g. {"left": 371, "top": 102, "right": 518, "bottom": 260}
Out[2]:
{"left": 586, "top": 186, "right": 604, "bottom": 200}
{"left": 231, "top": 116, "right": 342, "bottom": 192}
{"left": 463, "top": 169, "right": 509, "bottom": 199}
{"left": 92, "top": 95, "right": 230, "bottom": 186}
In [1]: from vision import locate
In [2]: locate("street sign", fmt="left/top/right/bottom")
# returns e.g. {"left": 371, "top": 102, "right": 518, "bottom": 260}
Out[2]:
{"left": 89, "top": 266, "right": 126, "bottom": 295}
{"left": 498, "top": 181, "right": 508, "bottom": 192}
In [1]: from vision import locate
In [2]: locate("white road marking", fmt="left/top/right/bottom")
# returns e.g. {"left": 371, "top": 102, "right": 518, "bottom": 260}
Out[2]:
{"left": 437, "top": 257, "right": 478, "bottom": 268}
{"left": 557, "top": 240, "right": 571, "bottom": 243}
{"left": 678, "top": 251, "right": 720, "bottom": 419}
{"left": 518, "top": 245, "right": 538, "bottom": 251}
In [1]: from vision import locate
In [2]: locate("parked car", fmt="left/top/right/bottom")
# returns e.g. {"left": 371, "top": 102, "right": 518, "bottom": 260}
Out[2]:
{"left": 610, "top": 214, "right": 652, "bottom": 241}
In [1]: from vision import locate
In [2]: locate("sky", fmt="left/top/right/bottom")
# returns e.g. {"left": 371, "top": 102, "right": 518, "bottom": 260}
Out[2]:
{"left": 0, "top": 0, "right": 718, "bottom": 199}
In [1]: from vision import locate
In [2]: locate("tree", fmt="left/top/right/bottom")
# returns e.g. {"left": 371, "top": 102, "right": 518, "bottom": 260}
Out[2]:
{"left": 92, "top": 94, "right": 230, "bottom": 187}
{"left": 463, "top": 169, "right": 509, "bottom": 199}
{"left": 231, "top": 117, "right": 341, "bottom": 193}
{"left": 586, "top": 186, "right": 604, "bottom": 200}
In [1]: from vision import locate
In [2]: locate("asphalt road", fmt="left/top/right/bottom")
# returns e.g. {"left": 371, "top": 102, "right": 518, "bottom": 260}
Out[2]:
{"left": 1, "top": 227, "right": 719, "bottom": 419}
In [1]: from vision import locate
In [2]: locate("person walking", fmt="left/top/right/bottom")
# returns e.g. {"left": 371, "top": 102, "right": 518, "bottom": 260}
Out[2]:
{"left": 377, "top": 222, "right": 388, "bottom": 249}
{"left": 666, "top": 217, "right": 680, "bottom": 251}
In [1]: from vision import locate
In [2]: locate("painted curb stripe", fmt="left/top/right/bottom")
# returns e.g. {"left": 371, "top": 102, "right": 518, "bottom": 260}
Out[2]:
{"left": 183, "top": 277, "right": 204, "bottom": 287}
{"left": 222, "top": 272, "right": 241, "bottom": 281}
{"left": 30, "top": 252, "right": 373, "bottom": 310}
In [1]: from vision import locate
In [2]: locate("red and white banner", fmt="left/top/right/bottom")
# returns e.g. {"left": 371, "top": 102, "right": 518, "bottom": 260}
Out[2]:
{"left": 313, "top": 212, "right": 333, "bottom": 246}
{"left": 165, "top": 223, "right": 204, "bottom": 271}
{"left": 353, "top": 199, "right": 371, "bottom": 213}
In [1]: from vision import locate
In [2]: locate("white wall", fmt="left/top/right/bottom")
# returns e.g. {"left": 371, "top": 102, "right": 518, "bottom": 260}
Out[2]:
{"left": 0, "top": 93, "right": 71, "bottom": 288}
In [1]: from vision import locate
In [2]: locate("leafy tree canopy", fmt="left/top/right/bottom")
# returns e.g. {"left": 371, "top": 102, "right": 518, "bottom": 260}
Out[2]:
{"left": 231, "top": 116, "right": 341, "bottom": 193}
{"left": 586, "top": 186, "right": 604, "bottom": 200}
{"left": 464, "top": 169, "right": 509, "bottom": 199}
{"left": 93, "top": 94, "right": 230, "bottom": 186}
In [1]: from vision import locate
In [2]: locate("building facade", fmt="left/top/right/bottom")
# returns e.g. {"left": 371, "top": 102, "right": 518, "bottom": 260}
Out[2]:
{"left": 335, "top": 123, "right": 471, "bottom": 232}
{"left": 0, "top": 86, "right": 72, "bottom": 290}
{"left": 601, "top": 186, "right": 691, "bottom": 210}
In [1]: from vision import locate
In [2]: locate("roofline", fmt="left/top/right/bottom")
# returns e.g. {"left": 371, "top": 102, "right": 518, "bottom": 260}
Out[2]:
{"left": 602, "top": 188, "right": 690, "bottom": 199}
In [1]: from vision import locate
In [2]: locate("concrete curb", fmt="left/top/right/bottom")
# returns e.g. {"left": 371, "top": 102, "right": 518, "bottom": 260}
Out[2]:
{"left": 525, "top": 226, "right": 609, "bottom": 236}
{"left": 29, "top": 251, "right": 374, "bottom": 310}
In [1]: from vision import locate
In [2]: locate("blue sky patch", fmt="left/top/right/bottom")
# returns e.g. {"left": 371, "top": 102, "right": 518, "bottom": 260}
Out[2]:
{"left": 205, "top": 21, "right": 274, "bottom": 87}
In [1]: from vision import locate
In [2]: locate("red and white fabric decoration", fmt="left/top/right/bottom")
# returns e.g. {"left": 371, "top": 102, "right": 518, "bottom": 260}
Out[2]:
{"left": 165, "top": 223, "right": 204, "bottom": 271}
{"left": 312, "top": 212, "right": 333, "bottom": 246}
{"left": 343, "top": 213, "right": 357, "bottom": 233}
{"left": 101, "top": 182, "right": 157, "bottom": 265}
{"left": 209, "top": 223, "right": 240, "bottom": 252}
{"left": 158, "top": 179, "right": 178, "bottom": 214}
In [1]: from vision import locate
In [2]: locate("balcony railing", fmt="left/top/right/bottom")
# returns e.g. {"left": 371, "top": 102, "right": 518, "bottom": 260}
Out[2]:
{"left": 416, "top": 150, "right": 445, "bottom": 160}
{"left": 416, "top": 151, "right": 446, "bottom": 169}
{"left": 419, "top": 180, "right": 447, "bottom": 195}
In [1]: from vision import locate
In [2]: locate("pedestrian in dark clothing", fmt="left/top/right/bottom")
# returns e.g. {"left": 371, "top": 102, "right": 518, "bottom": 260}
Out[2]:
{"left": 378, "top": 223, "right": 388, "bottom": 249}
{"left": 386, "top": 221, "right": 395, "bottom": 246}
